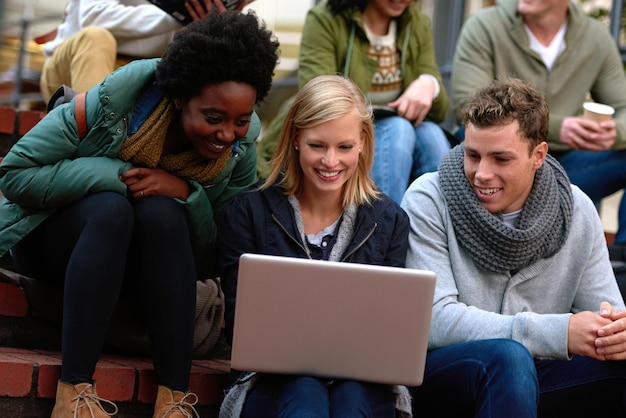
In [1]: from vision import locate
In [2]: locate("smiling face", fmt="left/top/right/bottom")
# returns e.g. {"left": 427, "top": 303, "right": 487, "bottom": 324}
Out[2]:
{"left": 295, "top": 108, "right": 365, "bottom": 200}
{"left": 365, "top": 0, "right": 412, "bottom": 19}
{"left": 463, "top": 121, "right": 548, "bottom": 214}
{"left": 174, "top": 81, "right": 257, "bottom": 160}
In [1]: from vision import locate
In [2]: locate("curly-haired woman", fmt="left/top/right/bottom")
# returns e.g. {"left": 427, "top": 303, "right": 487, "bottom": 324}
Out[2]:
{"left": 0, "top": 10, "right": 278, "bottom": 418}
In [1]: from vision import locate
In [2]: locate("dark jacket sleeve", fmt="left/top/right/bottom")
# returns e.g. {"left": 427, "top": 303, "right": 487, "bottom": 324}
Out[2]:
{"left": 383, "top": 203, "right": 410, "bottom": 268}
{"left": 217, "top": 190, "right": 262, "bottom": 345}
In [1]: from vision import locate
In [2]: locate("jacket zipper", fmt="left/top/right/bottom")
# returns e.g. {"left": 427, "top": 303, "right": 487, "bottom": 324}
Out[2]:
{"left": 341, "top": 223, "right": 377, "bottom": 262}
{"left": 272, "top": 213, "right": 312, "bottom": 259}
{"left": 273, "top": 213, "right": 378, "bottom": 262}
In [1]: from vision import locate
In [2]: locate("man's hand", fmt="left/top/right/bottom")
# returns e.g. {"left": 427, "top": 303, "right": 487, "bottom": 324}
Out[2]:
{"left": 560, "top": 116, "right": 616, "bottom": 151}
{"left": 568, "top": 310, "right": 612, "bottom": 360}
{"left": 387, "top": 76, "right": 436, "bottom": 127}
{"left": 120, "top": 167, "right": 191, "bottom": 201}
{"left": 595, "top": 301, "right": 626, "bottom": 360}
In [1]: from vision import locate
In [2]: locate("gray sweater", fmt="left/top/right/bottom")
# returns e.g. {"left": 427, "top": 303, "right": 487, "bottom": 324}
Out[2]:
{"left": 401, "top": 172, "right": 625, "bottom": 359}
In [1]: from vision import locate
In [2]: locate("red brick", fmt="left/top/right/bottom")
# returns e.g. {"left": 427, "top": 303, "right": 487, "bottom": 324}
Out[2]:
{"left": 0, "top": 352, "right": 33, "bottom": 396}
{"left": 17, "top": 110, "right": 44, "bottom": 136}
{"left": 137, "top": 366, "right": 158, "bottom": 404}
{"left": 189, "top": 367, "right": 229, "bottom": 406}
{"left": 0, "top": 107, "right": 16, "bottom": 135}
{"left": 38, "top": 362, "right": 62, "bottom": 398}
{"left": 0, "top": 282, "right": 29, "bottom": 317}
{"left": 93, "top": 358, "right": 136, "bottom": 402}
{"left": 3, "top": 349, "right": 61, "bottom": 398}
{"left": 0, "top": 346, "right": 230, "bottom": 410}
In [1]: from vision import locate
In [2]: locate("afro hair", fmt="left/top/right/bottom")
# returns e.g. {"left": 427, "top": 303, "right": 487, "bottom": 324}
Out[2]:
{"left": 155, "top": 10, "right": 279, "bottom": 103}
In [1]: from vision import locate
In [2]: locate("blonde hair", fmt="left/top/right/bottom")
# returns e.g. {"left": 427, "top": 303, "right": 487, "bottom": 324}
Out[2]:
{"left": 262, "top": 75, "right": 380, "bottom": 206}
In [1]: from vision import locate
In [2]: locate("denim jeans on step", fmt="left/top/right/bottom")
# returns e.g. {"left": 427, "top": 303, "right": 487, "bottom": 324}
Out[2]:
{"left": 240, "top": 374, "right": 396, "bottom": 418}
{"left": 552, "top": 149, "right": 626, "bottom": 244}
{"left": 372, "top": 116, "right": 450, "bottom": 204}
{"left": 411, "top": 339, "right": 626, "bottom": 418}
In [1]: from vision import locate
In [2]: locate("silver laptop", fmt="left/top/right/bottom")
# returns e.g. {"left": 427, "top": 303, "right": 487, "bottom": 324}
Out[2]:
{"left": 230, "top": 253, "right": 436, "bottom": 386}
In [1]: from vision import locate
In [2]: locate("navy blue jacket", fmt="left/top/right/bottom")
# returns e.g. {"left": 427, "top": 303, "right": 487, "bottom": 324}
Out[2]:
{"left": 217, "top": 182, "right": 410, "bottom": 344}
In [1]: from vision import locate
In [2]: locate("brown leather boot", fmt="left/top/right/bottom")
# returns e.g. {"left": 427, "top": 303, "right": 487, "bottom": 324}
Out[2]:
{"left": 50, "top": 380, "right": 118, "bottom": 418}
{"left": 152, "top": 385, "right": 199, "bottom": 418}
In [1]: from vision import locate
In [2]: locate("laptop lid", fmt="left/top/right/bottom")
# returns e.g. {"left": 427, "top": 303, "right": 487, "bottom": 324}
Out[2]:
{"left": 231, "top": 253, "right": 436, "bottom": 386}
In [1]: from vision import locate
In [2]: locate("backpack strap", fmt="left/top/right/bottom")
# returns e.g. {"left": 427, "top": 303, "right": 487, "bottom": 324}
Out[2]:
{"left": 74, "top": 92, "right": 88, "bottom": 140}
{"left": 45, "top": 85, "right": 89, "bottom": 141}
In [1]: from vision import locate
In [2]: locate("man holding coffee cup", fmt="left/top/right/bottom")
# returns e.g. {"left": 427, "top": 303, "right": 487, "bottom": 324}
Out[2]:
{"left": 451, "top": 0, "right": 626, "bottom": 246}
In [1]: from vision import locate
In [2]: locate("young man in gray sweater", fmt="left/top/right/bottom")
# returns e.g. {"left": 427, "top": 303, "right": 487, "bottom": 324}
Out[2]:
{"left": 452, "top": 0, "right": 626, "bottom": 246}
{"left": 402, "top": 78, "right": 626, "bottom": 417}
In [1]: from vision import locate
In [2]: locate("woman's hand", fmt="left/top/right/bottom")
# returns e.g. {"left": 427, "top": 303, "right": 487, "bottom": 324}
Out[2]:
{"left": 387, "top": 76, "right": 436, "bottom": 126}
{"left": 120, "top": 167, "right": 191, "bottom": 201}
{"left": 185, "top": 0, "right": 250, "bottom": 19}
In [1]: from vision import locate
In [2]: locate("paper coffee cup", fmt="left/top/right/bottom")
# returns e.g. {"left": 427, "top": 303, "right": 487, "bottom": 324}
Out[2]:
{"left": 583, "top": 102, "right": 615, "bottom": 123}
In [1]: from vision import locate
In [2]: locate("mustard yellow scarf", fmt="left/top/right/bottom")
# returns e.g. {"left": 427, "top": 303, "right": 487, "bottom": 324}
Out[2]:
{"left": 119, "top": 98, "right": 232, "bottom": 184}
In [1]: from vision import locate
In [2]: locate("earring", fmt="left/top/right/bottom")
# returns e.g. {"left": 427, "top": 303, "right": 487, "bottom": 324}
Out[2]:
{"left": 295, "top": 146, "right": 299, "bottom": 150}
{"left": 358, "top": 148, "right": 362, "bottom": 153}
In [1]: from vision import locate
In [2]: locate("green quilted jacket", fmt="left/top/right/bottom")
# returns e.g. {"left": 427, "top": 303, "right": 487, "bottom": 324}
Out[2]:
{"left": 0, "top": 58, "right": 259, "bottom": 277}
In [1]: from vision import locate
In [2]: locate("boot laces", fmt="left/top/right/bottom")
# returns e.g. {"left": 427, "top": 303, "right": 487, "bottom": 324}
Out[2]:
{"left": 72, "top": 384, "right": 119, "bottom": 417}
{"left": 162, "top": 392, "right": 200, "bottom": 418}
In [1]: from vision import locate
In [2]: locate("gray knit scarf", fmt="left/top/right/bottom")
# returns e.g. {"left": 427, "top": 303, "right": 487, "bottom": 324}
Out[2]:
{"left": 438, "top": 145, "right": 573, "bottom": 273}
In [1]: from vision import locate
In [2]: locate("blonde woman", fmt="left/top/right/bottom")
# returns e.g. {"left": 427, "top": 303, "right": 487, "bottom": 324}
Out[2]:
{"left": 218, "top": 75, "right": 412, "bottom": 417}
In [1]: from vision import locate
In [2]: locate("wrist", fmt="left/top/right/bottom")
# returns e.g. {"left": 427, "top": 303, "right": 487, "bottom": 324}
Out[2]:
{"left": 418, "top": 74, "right": 440, "bottom": 99}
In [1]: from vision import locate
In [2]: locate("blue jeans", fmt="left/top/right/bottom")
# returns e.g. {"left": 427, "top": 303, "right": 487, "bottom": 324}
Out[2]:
{"left": 411, "top": 339, "right": 626, "bottom": 418}
{"left": 372, "top": 117, "right": 450, "bottom": 204}
{"left": 552, "top": 149, "right": 626, "bottom": 244}
{"left": 11, "top": 192, "right": 196, "bottom": 391}
{"left": 240, "top": 374, "right": 396, "bottom": 418}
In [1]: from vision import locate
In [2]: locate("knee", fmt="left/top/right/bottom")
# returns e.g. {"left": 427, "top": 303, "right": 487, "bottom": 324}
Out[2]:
{"left": 74, "top": 26, "right": 117, "bottom": 55}
{"left": 376, "top": 117, "right": 416, "bottom": 149}
{"left": 414, "top": 121, "right": 450, "bottom": 148}
{"left": 87, "top": 192, "right": 134, "bottom": 227}
{"left": 478, "top": 339, "right": 537, "bottom": 387}
{"left": 279, "top": 376, "right": 328, "bottom": 409}
{"left": 479, "top": 339, "right": 533, "bottom": 365}
{"left": 134, "top": 196, "right": 186, "bottom": 230}
{"left": 77, "top": 26, "right": 115, "bottom": 43}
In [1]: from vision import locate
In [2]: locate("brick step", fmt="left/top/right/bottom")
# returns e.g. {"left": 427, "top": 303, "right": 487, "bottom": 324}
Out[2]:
{"left": 0, "top": 107, "right": 45, "bottom": 156}
{"left": 0, "top": 263, "right": 232, "bottom": 416}
{"left": 0, "top": 347, "right": 229, "bottom": 417}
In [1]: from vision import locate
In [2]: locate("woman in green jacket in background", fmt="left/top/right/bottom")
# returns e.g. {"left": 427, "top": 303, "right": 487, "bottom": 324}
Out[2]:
{"left": 258, "top": 0, "right": 450, "bottom": 204}
{"left": 0, "top": 11, "right": 278, "bottom": 418}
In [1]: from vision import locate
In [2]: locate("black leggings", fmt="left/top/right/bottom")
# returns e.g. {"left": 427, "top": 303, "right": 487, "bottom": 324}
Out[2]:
{"left": 12, "top": 192, "right": 196, "bottom": 391}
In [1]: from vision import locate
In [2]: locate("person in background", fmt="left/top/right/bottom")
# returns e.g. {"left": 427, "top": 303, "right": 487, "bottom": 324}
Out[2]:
{"left": 257, "top": 0, "right": 450, "bottom": 205}
{"left": 451, "top": 0, "right": 626, "bottom": 245}
{"left": 218, "top": 75, "right": 412, "bottom": 418}
{"left": 0, "top": 11, "right": 278, "bottom": 417}
{"left": 403, "top": 78, "right": 626, "bottom": 417}
{"left": 40, "top": 0, "right": 252, "bottom": 102}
